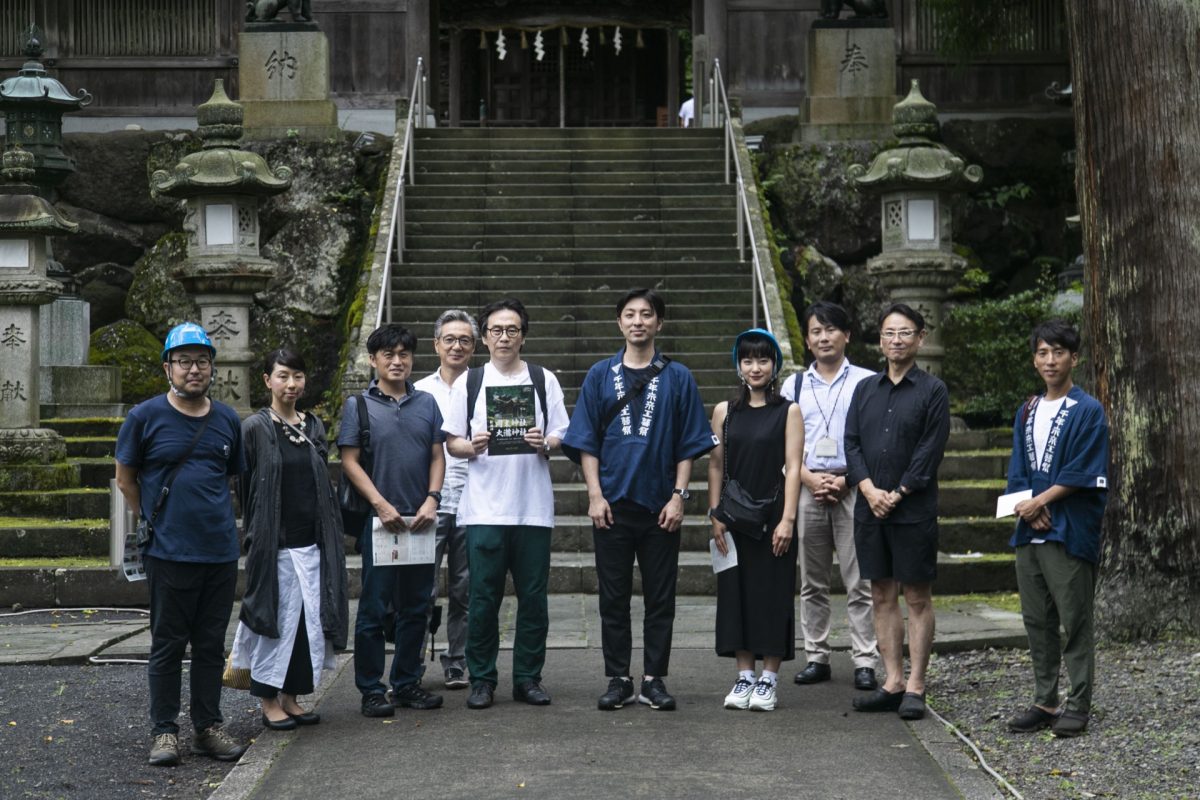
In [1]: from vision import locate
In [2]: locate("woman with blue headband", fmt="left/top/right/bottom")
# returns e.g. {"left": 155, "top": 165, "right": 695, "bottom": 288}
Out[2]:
{"left": 707, "top": 328, "right": 804, "bottom": 712}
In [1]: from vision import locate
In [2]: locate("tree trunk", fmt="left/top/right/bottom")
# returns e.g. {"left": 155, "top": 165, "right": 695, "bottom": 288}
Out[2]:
{"left": 1065, "top": 1, "right": 1200, "bottom": 637}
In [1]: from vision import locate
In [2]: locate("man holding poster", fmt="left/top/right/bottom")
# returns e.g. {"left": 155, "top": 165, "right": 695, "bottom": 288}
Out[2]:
{"left": 338, "top": 324, "right": 446, "bottom": 718}
{"left": 443, "top": 298, "right": 570, "bottom": 710}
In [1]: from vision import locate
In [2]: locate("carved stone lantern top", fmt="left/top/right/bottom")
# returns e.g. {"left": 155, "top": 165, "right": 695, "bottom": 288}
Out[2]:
{"left": 0, "top": 26, "right": 93, "bottom": 110}
{"left": 848, "top": 80, "right": 983, "bottom": 193}
{"left": 150, "top": 80, "right": 293, "bottom": 199}
{"left": 0, "top": 146, "right": 78, "bottom": 237}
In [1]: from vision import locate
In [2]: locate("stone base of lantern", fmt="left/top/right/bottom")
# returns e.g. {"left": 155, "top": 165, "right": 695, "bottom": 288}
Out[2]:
{"left": 868, "top": 250, "right": 964, "bottom": 378}
{"left": 0, "top": 427, "right": 66, "bottom": 465}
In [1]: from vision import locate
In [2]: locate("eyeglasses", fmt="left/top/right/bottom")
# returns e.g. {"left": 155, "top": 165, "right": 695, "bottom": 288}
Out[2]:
{"left": 880, "top": 329, "right": 918, "bottom": 341}
{"left": 439, "top": 335, "right": 475, "bottom": 348}
{"left": 170, "top": 357, "right": 212, "bottom": 370}
{"left": 486, "top": 326, "right": 523, "bottom": 339}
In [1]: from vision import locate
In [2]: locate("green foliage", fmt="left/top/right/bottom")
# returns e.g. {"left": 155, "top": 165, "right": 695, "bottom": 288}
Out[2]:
{"left": 88, "top": 319, "right": 165, "bottom": 405}
{"left": 942, "top": 275, "right": 1080, "bottom": 426}
{"left": 977, "top": 182, "right": 1034, "bottom": 210}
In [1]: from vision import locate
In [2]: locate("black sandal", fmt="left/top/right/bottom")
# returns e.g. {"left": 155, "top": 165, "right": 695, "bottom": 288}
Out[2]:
{"left": 852, "top": 688, "right": 905, "bottom": 712}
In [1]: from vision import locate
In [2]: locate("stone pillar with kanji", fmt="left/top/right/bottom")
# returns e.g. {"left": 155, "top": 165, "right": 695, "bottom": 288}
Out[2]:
{"left": 0, "top": 145, "right": 73, "bottom": 464}
{"left": 150, "top": 80, "right": 292, "bottom": 415}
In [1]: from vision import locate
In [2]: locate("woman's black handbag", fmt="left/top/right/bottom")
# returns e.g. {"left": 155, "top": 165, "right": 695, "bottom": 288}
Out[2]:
{"left": 337, "top": 394, "right": 373, "bottom": 541}
{"left": 714, "top": 410, "right": 778, "bottom": 540}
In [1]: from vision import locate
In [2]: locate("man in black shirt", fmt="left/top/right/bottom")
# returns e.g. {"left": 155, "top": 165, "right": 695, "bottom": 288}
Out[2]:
{"left": 844, "top": 303, "right": 950, "bottom": 721}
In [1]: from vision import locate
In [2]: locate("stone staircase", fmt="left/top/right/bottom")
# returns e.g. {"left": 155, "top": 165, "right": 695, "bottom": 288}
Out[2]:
{"left": 0, "top": 127, "right": 1017, "bottom": 606}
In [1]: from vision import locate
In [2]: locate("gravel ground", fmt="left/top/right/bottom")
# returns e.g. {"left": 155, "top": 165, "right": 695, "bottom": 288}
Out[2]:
{"left": 926, "top": 639, "right": 1200, "bottom": 800}
{"left": 0, "top": 663, "right": 261, "bottom": 800}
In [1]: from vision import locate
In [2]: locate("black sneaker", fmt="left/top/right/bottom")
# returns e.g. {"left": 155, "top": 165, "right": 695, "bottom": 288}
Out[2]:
{"left": 444, "top": 667, "right": 469, "bottom": 690}
{"left": 467, "top": 682, "right": 495, "bottom": 710}
{"left": 361, "top": 692, "right": 395, "bottom": 718}
{"left": 637, "top": 678, "right": 676, "bottom": 711}
{"left": 393, "top": 683, "right": 444, "bottom": 710}
{"left": 597, "top": 676, "right": 634, "bottom": 710}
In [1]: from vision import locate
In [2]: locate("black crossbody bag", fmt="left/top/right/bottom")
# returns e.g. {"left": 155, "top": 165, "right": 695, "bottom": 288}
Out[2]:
{"left": 136, "top": 413, "right": 213, "bottom": 550}
{"left": 337, "top": 394, "right": 373, "bottom": 543}
{"left": 713, "top": 410, "right": 779, "bottom": 540}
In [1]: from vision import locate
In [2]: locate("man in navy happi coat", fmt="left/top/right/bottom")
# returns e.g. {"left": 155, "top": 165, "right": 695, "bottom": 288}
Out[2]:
{"left": 1004, "top": 320, "right": 1109, "bottom": 739}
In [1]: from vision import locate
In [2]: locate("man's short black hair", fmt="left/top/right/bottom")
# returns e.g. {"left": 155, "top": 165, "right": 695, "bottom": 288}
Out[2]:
{"left": 366, "top": 323, "right": 417, "bottom": 355}
{"left": 616, "top": 288, "right": 666, "bottom": 320}
{"left": 478, "top": 298, "right": 530, "bottom": 335}
{"left": 1030, "top": 319, "right": 1081, "bottom": 354}
{"left": 878, "top": 302, "right": 925, "bottom": 332}
{"left": 802, "top": 301, "right": 852, "bottom": 333}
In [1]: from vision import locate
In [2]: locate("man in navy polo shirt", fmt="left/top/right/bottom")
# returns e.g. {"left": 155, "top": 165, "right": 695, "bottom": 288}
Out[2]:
{"left": 339, "top": 324, "right": 446, "bottom": 717}
{"left": 115, "top": 322, "right": 247, "bottom": 767}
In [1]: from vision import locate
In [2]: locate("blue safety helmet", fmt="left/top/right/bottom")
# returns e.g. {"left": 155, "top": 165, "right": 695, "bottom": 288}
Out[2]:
{"left": 161, "top": 322, "right": 216, "bottom": 362}
{"left": 732, "top": 327, "right": 783, "bottom": 379}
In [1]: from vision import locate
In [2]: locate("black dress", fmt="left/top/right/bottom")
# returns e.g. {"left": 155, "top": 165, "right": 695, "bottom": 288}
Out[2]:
{"left": 715, "top": 401, "right": 797, "bottom": 660}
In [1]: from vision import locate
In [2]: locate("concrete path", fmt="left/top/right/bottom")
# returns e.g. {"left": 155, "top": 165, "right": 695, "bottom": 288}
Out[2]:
{"left": 1, "top": 595, "right": 1022, "bottom": 799}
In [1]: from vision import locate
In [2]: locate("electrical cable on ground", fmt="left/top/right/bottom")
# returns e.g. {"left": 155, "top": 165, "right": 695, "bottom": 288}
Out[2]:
{"left": 926, "top": 705, "right": 1025, "bottom": 800}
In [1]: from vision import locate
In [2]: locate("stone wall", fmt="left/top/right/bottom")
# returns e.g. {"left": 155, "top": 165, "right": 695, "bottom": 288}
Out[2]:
{"left": 57, "top": 130, "right": 391, "bottom": 410}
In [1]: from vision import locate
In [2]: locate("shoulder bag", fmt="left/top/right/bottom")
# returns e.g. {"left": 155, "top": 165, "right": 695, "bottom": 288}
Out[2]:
{"left": 713, "top": 409, "right": 779, "bottom": 540}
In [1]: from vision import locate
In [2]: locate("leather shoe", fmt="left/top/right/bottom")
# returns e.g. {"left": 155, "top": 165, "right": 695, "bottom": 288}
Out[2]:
{"left": 261, "top": 713, "right": 297, "bottom": 731}
{"left": 1051, "top": 709, "right": 1089, "bottom": 738}
{"left": 467, "top": 682, "right": 495, "bottom": 710}
{"left": 793, "top": 662, "right": 831, "bottom": 684}
{"left": 513, "top": 680, "right": 552, "bottom": 706}
{"left": 852, "top": 688, "right": 905, "bottom": 712}
{"left": 854, "top": 667, "right": 878, "bottom": 691}
{"left": 287, "top": 710, "right": 321, "bottom": 726}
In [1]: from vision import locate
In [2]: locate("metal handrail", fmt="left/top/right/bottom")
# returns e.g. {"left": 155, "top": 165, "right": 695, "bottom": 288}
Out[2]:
{"left": 377, "top": 57, "right": 430, "bottom": 328}
{"left": 710, "top": 59, "right": 772, "bottom": 334}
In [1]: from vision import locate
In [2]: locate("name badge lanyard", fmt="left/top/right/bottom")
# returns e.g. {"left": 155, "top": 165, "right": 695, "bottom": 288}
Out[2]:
{"left": 809, "top": 371, "right": 847, "bottom": 458}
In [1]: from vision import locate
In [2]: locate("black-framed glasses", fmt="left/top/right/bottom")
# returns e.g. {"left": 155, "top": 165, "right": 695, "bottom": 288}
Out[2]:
{"left": 170, "top": 357, "right": 213, "bottom": 370}
{"left": 486, "top": 325, "right": 523, "bottom": 339}
{"left": 439, "top": 335, "right": 475, "bottom": 348}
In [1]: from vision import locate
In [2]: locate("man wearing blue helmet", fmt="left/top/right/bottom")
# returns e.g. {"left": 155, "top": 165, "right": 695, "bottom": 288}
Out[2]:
{"left": 115, "top": 322, "right": 247, "bottom": 767}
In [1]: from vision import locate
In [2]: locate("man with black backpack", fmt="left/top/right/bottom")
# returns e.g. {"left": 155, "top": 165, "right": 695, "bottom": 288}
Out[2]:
{"left": 443, "top": 299, "right": 570, "bottom": 710}
{"left": 562, "top": 289, "right": 718, "bottom": 712}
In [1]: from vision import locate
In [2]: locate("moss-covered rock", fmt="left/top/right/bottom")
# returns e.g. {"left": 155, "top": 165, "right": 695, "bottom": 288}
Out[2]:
{"left": 248, "top": 306, "right": 342, "bottom": 412}
{"left": 89, "top": 319, "right": 165, "bottom": 405}
{"left": 124, "top": 232, "right": 198, "bottom": 338}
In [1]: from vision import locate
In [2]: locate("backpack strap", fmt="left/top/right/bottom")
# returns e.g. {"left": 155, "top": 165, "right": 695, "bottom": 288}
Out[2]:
{"left": 354, "top": 393, "right": 372, "bottom": 476}
{"left": 527, "top": 363, "right": 549, "bottom": 428}
{"left": 793, "top": 372, "right": 802, "bottom": 405}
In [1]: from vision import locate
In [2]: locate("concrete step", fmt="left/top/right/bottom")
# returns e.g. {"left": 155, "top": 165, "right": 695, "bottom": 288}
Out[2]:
{"left": 403, "top": 350, "right": 733, "bottom": 372}
{"left": 390, "top": 303, "right": 750, "bottom": 323}
{"left": 391, "top": 290, "right": 750, "bottom": 310}
{"left": 42, "top": 418, "right": 124, "bottom": 437}
{"left": 65, "top": 437, "right": 117, "bottom": 459}
{"left": 405, "top": 194, "right": 736, "bottom": 211}
{"left": 0, "top": 489, "right": 111, "bottom": 518}
{"left": 418, "top": 171, "right": 729, "bottom": 186}
{"left": 0, "top": 518, "right": 109, "bottom": 558}
{"left": 403, "top": 233, "right": 738, "bottom": 251}
{"left": 404, "top": 220, "right": 735, "bottom": 237}
{"left": 415, "top": 158, "right": 725, "bottom": 173}
{"left": 406, "top": 208, "right": 734, "bottom": 224}
{"left": 389, "top": 260, "right": 748, "bottom": 278}
{"left": 0, "top": 462, "right": 81, "bottom": 492}
{"left": 940, "top": 450, "right": 1011, "bottom": 480}
{"left": 0, "top": 551, "right": 1017, "bottom": 607}
{"left": 413, "top": 128, "right": 724, "bottom": 142}
{"left": 413, "top": 150, "right": 726, "bottom": 163}
{"left": 407, "top": 183, "right": 734, "bottom": 198}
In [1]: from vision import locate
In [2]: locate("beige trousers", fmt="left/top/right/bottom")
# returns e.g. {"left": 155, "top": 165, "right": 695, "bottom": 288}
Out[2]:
{"left": 797, "top": 486, "right": 877, "bottom": 668}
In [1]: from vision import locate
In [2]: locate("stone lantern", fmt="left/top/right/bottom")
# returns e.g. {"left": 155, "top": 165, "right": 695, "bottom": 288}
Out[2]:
{"left": 150, "top": 79, "right": 292, "bottom": 414}
{"left": 0, "top": 25, "right": 92, "bottom": 190}
{"left": 848, "top": 80, "right": 983, "bottom": 375}
{"left": 0, "top": 145, "right": 73, "bottom": 464}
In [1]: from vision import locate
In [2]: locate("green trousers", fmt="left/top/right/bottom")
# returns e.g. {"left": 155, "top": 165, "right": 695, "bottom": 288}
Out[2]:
{"left": 1015, "top": 542, "right": 1098, "bottom": 713}
{"left": 465, "top": 525, "right": 551, "bottom": 689}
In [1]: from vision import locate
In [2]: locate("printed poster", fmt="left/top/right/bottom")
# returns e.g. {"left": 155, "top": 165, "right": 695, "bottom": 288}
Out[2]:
{"left": 486, "top": 385, "right": 536, "bottom": 456}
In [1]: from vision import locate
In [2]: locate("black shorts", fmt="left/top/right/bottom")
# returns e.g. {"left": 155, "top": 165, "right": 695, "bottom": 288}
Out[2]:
{"left": 854, "top": 518, "right": 938, "bottom": 584}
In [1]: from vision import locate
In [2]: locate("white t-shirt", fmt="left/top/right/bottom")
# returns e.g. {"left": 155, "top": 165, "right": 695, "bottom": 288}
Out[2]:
{"left": 678, "top": 97, "right": 695, "bottom": 128}
{"left": 1033, "top": 396, "right": 1068, "bottom": 468}
{"left": 442, "top": 362, "right": 570, "bottom": 528}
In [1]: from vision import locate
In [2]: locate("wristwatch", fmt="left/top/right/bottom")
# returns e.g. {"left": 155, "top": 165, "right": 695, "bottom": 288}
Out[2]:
{"left": 427, "top": 491, "right": 443, "bottom": 506}
{"left": 673, "top": 487, "right": 691, "bottom": 501}
{"left": 707, "top": 507, "right": 720, "bottom": 519}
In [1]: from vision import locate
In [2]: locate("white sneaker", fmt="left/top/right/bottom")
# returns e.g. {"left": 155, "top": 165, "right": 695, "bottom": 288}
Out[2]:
{"left": 748, "top": 679, "right": 777, "bottom": 712}
{"left": 724, "top": 677, "right": 755, "bottom": 709}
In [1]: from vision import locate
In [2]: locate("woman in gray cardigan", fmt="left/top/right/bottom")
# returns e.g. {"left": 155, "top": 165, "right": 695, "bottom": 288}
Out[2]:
{"left": 232, "top": 349, "right": 349, "bottom": 731}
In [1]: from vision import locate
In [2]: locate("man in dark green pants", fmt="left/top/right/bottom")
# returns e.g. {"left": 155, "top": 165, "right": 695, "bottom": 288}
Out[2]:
{"left": 1004, "top": 320, "right": 1109, "bottom": 738}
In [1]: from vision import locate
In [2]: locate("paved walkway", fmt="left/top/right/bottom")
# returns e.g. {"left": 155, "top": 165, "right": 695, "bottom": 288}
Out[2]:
{"left": 0, "top": 596, "right": 1024, "bottom": 799}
